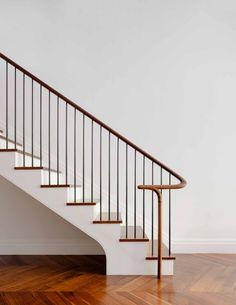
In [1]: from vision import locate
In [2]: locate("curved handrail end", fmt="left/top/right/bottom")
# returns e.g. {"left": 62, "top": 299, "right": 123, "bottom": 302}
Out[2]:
{"left": 138, "top": 181, "right": 186, "bottom": 191}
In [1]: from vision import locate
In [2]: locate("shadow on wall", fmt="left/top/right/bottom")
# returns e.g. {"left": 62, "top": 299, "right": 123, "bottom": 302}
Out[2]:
{"left": 0, "top": 175, "right": 105, "bottom": 256}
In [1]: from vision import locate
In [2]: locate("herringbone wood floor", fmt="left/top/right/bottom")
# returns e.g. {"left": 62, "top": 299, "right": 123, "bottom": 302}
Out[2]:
{"left": 0, "top": 254, "right": 235, "bottom": 304}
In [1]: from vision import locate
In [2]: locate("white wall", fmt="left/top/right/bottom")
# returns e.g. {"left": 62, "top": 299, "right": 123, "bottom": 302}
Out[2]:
{"left": 0, "top": 0, "right": 236, "bottom": 252}
{"left": 0, "top": 175, "right": 104, "bottom": 254}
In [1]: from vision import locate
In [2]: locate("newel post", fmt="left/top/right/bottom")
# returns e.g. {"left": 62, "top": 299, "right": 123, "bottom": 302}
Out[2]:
{"left": 155, "top": 189, "right": 163, "bottom": 279}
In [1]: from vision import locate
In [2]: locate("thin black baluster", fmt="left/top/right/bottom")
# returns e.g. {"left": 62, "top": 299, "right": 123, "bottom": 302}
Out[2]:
{"left": 100, "top": 126, "right": 102, "bottom": 220}
{"left": 91, "top": 120, "right": 93, "bottom": 202}
{"left": 6, "top": 62, "right": 8, "bottom": 149}
{"left": 65, "top": 103, "right": 68, "bottom": 185}
{"left": 48, "top": 92, "right": 51, "bottom": 184}
{"left": 39, "top": 85, "right": 42, "bottom": 167}
{"left": 74, "top": 109, "right": 76, "bottom": 202}
{"left": 169, "top": 173, "right": 172, "bottom": 256}
{"left": 117, "top": 138, "right": 119, "bottom": 220}
{"left": 151, "top": 162, "right": 154, "bottom": 256}
{"left": 82, "top": 114, "right": 85, "bottom": 202}
{"left": 14, "top": 68, "right": 16, "bottom": 149}
{"left": 108, "top": 131, "right": 111, "bottom": 220}
{"left": 57, "top": 97, "right": 59, "bottom": 184}
{"left": 126, "top": 144, "right": 128, "bottom": 238}
{"left": 134, "top": 150, "right": 137, "bottom": 238}
{"left": 31, "top": 79, "right": 34, "bottom": 167}
{"left": 143, "top": 156, "right": 146, "bottom": 238}
{"left": 23, "top": 74, "right": 25, "bottom": 166}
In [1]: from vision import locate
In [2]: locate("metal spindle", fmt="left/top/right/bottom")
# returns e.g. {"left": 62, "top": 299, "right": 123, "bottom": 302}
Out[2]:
{"left": 117, "top": 138, "right": 119, "bottom": 220}
{"left": 14, "top": 68, "right": 16, "bottom": 149}
{"left": 91, "top": 120, "right": 93, "bottom": 202}
{"left": 31, "top": 79, "right": 34, "bottom": 166}
{"left": 74, "top": 109, "right": 77, "bottom": 202}
{"left": 6, "top": 62, "right": 8, "bottom": 149}
{"left": 57, "top": 97, "right": 59, "bottom": 184}
{"left": 100, "top": 126, "right": 102, "bottom": 220}
{"left": 126, "top": 143, "right": 128, "bottom": 238}
{"left": 82, "top": 114, "right": 85, "bottom": 202}
{"left": 169, "top": 174, "right": 172, "bottom": 256}
{"left": 39, "top": 85, "right": 42, "bottom": 167}
{"left": 65, "top": 103, "right": 68, "bottom": 185}
{"left": 48, "top": 92, "right": 51, "bottom": 184}
{"left": 108, "top": 131, "right": 111, "bottom": 220}
{"left": 151, "top": 162, "right": 154, "bottom": 256}
{"left": 23, "top": 74, "right": 25, "bottom": 166}
{"left": 134, "top": 150, "right": 137, "bottom": 238}
{"left": 160, "top": 167, "right": 163, "bottom": 194}
{"left": 143, "top": 156, "right": 146, "bottom": 238}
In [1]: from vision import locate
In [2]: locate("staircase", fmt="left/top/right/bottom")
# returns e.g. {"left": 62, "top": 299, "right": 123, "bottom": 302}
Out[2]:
{"left": 0, "top": 52, "right": 186, "bottom": 278}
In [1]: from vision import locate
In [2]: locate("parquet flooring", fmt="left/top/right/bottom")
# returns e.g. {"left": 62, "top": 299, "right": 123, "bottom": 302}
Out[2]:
{"left": 0, "top": 254, "right": 235, "bottom": 304}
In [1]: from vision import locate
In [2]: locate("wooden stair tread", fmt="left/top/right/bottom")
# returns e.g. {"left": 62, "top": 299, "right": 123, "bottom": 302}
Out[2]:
{"left": 15, "top": 166, "right": 43, "bottom": 170}
{"left": 41, "top": 184, "right": 70, "bottom": 188}
{"left": 14, "top": 166, "right": 62, "bottom": 174}
{"left": 120, "top": 226, "right": 149, "bottom": 242}
{"left": 0, "top": 149, "right": 17, "bottom": 152}
{"left": 0, "top": 134, "right": 22, "bottom": 147}
{"left": 93, "top": 212, "right": 122, "bottom": 224}
{"left": 146, "top": 240, "right": 176, "bottom": 260}
{"left": 67, "top": 200, "right": 98, "bottom": 206}
{"left": 41, "top": 183, "right": 81, "bottom": 188}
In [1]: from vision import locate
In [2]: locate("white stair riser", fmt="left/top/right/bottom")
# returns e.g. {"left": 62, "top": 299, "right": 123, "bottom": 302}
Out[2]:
{"left": 0, "top": 138, "right": 22, "bottom": 150}
{"left": 15, "top": 152, "right": 40, "bottom": 167}
{"left": 67, "top": 186, "right": 83, "bottom": 202}
{"left": 41, "top": 171, "right": 64, "bottom": 185}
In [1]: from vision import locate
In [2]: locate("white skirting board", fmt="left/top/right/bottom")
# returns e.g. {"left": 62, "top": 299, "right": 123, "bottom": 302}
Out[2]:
{"left": 172, "top": 239, "right": 236, "bottom": 253}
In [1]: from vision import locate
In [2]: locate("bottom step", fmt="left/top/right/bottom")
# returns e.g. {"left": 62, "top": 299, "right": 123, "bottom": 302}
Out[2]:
{"left": 146, "top": 240, "right": 176, "bottom": 260}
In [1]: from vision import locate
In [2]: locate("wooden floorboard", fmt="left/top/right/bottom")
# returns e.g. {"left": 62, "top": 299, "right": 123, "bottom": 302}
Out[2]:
{"left": 0, "top": 254, "right": 235, "bottom": 304}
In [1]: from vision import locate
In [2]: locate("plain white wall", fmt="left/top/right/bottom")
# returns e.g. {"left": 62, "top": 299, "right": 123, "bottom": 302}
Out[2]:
{"left": 0, "top": 0, "right": 236, "bottom": 252}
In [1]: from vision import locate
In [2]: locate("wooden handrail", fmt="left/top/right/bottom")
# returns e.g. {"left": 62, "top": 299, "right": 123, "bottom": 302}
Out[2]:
{"left": 0, "top": 52, "right": 186, "bottom": 185}
{"left": 138, "top": 183, "right": 186, "bottom": 191}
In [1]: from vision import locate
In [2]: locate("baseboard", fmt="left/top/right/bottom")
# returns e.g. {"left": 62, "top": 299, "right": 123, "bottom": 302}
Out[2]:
{"left": 0, "top": 239, "right": 105, "bottom": 255}
{"left": 172, "top": 239, "right": 236, "bottom": 254}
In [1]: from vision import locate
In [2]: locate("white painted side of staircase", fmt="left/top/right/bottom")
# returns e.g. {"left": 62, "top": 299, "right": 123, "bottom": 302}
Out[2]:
{"left": 0, "top": 150, "right": 173, "bottom": 275}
